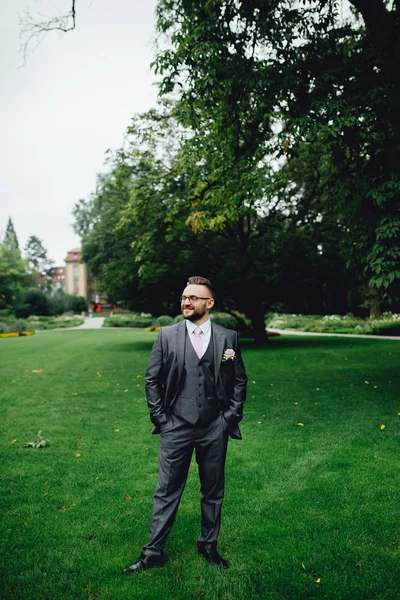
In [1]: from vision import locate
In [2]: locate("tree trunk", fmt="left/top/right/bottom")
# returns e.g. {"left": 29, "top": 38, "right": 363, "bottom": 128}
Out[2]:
{"left": 247, "top": 307, "right": 269, "bottom": 344}
{"left": 369, "top": 287, "right": 382, "bottom": 319}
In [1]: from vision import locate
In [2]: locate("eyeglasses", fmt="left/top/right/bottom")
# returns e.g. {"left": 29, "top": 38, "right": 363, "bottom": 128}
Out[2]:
{"left": 180, "top": 295, "right": 211, "bottom": 303}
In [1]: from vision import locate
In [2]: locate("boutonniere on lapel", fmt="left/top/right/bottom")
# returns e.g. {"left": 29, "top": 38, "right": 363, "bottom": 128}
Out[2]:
{"left": 222, "top": 347, "right": 236, "bottom": 362}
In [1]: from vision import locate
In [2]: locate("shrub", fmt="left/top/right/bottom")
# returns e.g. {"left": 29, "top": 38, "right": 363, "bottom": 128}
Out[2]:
{"left": 68, "top": 295, "right": 88, "bottom": 314}
{"left": 156, "top": 315, "right": 174, "bottom": 327}
{"left": 173, "top": 315, "right": 184, "bottom": 324}
{"left": 265, "top": 312, "right": 400, "bottom": 336}
{"left": 49, "top": 291, "right": 88, "bottom": 315}
{"left": 103, "top": 313, "right": 154, "bottom": 328}
{"left": 0, "top": 309, "right": 15, "bottom": 321}
{"left": 0, "top": 320, "right": 30, "bottom": 334}
{"left": 210, "top": 312, "right": 238, "bottom": 329}
{"left": 14, "top": 289, "right": 52, "bottom": 318}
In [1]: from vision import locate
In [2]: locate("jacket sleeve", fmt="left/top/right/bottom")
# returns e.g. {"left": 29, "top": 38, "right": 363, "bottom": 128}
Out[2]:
{"left": 223, "top": 332, "right": 247, "bottom": 427}
{"left": 145, "top": 329, "right": 168, "bottom": 429}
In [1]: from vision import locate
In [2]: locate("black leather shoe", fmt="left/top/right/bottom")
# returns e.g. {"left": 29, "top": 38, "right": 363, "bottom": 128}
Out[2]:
{"left": 197, "top": 542, "right": 229, "bottom": 568}
{"left": 122, "top": 553, "right": 165, "bottom": 573}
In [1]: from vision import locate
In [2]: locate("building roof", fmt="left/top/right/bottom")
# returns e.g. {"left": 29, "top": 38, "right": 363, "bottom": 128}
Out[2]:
{"left": 65, "top": 248, "right": 82, "bottom": 262}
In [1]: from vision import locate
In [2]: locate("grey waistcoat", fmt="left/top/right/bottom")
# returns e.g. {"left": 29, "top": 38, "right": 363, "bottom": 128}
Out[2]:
{"left": 171, "top": 331, "right": 219, "bottom": 425}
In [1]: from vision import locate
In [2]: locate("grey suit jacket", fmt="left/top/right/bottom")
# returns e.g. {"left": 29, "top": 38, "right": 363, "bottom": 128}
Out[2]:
{"left": 145, "top": 320, "right": 247, "bottom": 439}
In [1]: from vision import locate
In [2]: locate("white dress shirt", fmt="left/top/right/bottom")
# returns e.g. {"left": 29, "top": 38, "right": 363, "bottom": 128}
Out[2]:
{"left": 185, "top": 318, "right": 212, "bottom": 357}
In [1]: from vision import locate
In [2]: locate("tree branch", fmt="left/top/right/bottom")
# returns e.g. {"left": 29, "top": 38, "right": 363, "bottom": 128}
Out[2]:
{"left": 19, "top": 0, "right": 76, "bottom": 64}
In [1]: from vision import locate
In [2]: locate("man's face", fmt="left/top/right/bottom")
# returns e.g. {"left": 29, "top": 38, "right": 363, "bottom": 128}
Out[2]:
{"left": 181, "top": 284, "right": 214, "bottom": 322}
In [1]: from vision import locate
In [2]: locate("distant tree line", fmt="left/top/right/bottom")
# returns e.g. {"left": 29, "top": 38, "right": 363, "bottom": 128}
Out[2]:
{"left": 0, "top": 217, "right": 87, "bottom": 318}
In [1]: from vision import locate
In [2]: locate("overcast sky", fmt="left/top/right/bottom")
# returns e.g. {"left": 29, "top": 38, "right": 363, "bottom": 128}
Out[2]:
{"left": 1, "top": 0, "right": 159, "bottom": 265}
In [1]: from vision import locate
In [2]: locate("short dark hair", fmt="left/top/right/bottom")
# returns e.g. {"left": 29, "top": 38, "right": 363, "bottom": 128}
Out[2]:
{"left": 186, "top": 276, "right": 214, "bottom": 298}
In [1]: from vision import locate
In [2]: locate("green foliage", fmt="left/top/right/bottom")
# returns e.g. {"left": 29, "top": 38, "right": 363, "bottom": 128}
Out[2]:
{"left": 25, "top": 315, "right": 84, "bottom": 330}
{"left": 23, "top": 236, "right": 54, "bottom": 292}
{"left": 49, "top": 290, "right": 88, "bottom": 315}
{"left": 155, "top": 315, "right": 174, "bottom": 326}
{"left": 153, "top": 0, "right": 400, "bottom": 302}
{"left": 14, "top": 288, "right": 52, "bottom": 318}
{"left": 103, "top": 313, "right": 154, "bottom": 328}
{"left": 266, "top": 312, "right": 400, "bottom": 336}
{"left": 0, "top": 238, "right": 31, "bottom": 309}
{"left": 0, "top": 320, "right": 29, "bottom": 334}
{"left": 209, "top": 311, "right": 238, "bottom": 329}
{"left": 5, "top": 217, "right": 19, "bottom": 250}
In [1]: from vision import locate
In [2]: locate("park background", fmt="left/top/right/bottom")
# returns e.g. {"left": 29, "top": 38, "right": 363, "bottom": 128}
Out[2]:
{"left": 1, "top": 1, "right": 400, "bottom": 598}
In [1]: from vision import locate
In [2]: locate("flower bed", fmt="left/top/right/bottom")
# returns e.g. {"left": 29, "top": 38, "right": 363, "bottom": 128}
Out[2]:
{"left": 265, "top": 312, "right": 400, "bottom": 336}
{"left": 0, "top": 331, "right": 34, "bottom": 338}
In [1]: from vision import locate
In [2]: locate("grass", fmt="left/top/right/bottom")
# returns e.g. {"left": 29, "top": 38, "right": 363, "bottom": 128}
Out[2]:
{"left": 1, "top": 330, "right": 399, "bottom": 599}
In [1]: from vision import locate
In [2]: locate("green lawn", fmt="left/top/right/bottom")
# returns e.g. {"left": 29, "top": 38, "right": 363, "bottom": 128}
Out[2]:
{"left": 1, "top": 330, "right": 399, "bottom": 600}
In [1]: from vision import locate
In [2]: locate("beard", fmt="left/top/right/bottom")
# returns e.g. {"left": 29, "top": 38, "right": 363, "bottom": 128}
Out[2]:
{"left": 181, "top": 304, "right": 207, "bottom": 322}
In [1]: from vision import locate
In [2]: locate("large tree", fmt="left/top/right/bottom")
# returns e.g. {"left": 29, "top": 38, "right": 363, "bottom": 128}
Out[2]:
{"left": 74, "top": 109, "right": 351, "bottom": 340}
{"left": 23, "top": 236, "right": 54, "bottom": 291}
{"left": 5, "top": 218, "right": 19, "bottom": 251}
{"left": 151, "top": 0, "right": 400, "bottom": 309}
{"left": 0, "top": 236, "right": 30, "bottom": 311}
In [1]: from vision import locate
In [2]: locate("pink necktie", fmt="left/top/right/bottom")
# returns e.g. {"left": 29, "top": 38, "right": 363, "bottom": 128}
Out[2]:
{"left": 193, "top": 327, "right": 203, "bottom": 359}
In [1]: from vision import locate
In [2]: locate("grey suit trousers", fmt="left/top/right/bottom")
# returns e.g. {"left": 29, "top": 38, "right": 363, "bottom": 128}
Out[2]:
{"left": 142, "top": 413, "right": 229, "bottom": 557}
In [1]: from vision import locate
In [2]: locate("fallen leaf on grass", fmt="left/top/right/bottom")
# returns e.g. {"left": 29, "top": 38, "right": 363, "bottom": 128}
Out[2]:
{"left": 72, "top": 393, "right": 77, "bottom": 396}
{"left": 125, "top": 495, "right": 132, "bottom": 500}
{"left": 43, "top": 491, "right": 48, "bottom": 496}
{"left": 124, "top": 389, "right": 129, "bottom": 392}
{"left": 11, "top": 439, "right": 17, "bottom": 443}
{"left": 75, "top": 453, "right": 81, "bottom": 457}
{"left": 380, "top": 424, "right": 386, "bottom": 430}
{"left": 112, "top": 428, "right": 120, "bottom": 432}
{"left": 297, "top": 423, "right": 304, "bottom": 427}
{"left": 58, "top": 503, "right": 76, "bottom": 511}
{"left": 315, "top": 578, "right": 321, "bottom": 584}
{"left": 32, "top": 369, "right": 43, "bottom": 373}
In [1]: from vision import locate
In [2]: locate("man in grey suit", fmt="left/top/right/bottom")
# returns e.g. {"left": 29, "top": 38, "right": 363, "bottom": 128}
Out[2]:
{"left": 123, "top": 276, "right": 247, "bottom": 573}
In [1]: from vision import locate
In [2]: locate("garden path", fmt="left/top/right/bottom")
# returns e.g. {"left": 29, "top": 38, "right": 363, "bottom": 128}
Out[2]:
{"left": 76, "top": 317, "right": 105, "bottom": 329}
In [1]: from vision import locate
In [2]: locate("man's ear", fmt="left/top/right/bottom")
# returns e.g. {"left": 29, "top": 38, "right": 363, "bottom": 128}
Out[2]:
{"left": 207, "top": 298, "right": 215, "bottom": 309}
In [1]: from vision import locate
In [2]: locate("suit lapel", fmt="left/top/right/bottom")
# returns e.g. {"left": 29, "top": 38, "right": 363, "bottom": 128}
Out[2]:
{"left": 176, "top": 320, "right": 186, "bottom": 384}
{"left": 212, "top": 323, "right": 225, "bottom": 382}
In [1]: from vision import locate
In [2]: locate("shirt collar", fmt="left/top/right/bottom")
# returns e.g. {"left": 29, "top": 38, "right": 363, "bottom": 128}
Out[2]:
{"left": 185, "top": 318, "right": 211, "bottom": 335}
